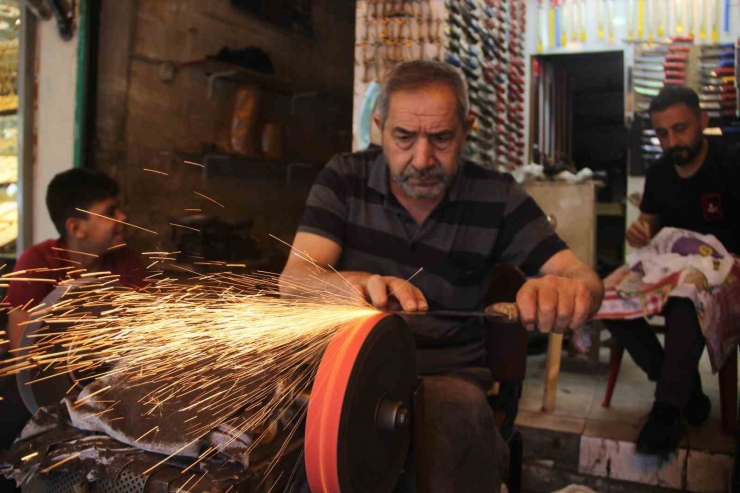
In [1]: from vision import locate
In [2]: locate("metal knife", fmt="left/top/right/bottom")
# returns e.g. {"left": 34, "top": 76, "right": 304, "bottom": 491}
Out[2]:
{"left": 388, "top": 302, "right": 521, "bottom": 323}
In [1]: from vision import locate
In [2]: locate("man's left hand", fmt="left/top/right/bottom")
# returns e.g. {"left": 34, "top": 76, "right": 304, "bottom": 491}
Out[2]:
{"left": 516, "top": 275, "right": 594, "bottom": 334}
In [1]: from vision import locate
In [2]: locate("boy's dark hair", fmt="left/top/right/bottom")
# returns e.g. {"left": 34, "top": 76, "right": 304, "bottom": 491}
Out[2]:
{"left": 649, "top": 86, "right": 701, "bottom": 115}
{"left": 46, "top": 168, "right": 119, "bottom": 238}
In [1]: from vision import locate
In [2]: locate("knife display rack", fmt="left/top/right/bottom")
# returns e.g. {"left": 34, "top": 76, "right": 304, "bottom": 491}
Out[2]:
{"left": 624, "top": 0, "right": 733, "bottom": 44}
{"left": 445, "top": 0, "right": 527, "bottom": 168}
{"left": 353, "top": 0, "right": 527, "bottom": 170}
{"left": 628, "top": 38, "right": 739, "bottom": 173}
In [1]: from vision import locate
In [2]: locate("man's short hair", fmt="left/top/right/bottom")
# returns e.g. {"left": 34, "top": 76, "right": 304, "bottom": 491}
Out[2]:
{"left": 648, "top": 86, "right": 701, "bottom": 115}
{"left": 376, "top": 60, "right": 470, "bottom": 127}
{"left": 46, "top": 168, "right": 119, "bottom": 238}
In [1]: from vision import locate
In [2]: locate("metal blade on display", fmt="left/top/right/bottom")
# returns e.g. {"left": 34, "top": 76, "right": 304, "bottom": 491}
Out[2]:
{"left": 700, "top": 84, "right": 736, "bottom": 93}
{"left": 635, "top": 63, "right": 668, "bottom": 71}
{"left": 699, "top": 60, "right": 736, "bottom": 69}
{"left": 699, "top": 93, "right": 737, "bottom": 102}
{"left": 634, "top": 70, "right": 666, "bottom": 80}
{"left": 635, "top": 79, "right": 666, "bottom": 88}
{"left": 700, "top": 102, "right": 737, "bottom": 110}
{"left": 700, "top": 67, "right": 735, "bottom": 77}
{"left": 698, "top": 51, "right": 735, "bottom": 59}
{"left": 635, "top": 86, "right": 660, "bottom": 96}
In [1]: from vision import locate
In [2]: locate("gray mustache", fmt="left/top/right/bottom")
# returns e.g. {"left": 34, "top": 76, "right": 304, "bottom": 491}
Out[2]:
{"left": 399, "top": 165, "right": 445, "bottom": 180}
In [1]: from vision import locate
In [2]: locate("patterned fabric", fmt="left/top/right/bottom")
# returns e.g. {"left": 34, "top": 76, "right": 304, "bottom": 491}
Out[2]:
{"left": 596, "top": 228, "right": 740, "bottom": 372}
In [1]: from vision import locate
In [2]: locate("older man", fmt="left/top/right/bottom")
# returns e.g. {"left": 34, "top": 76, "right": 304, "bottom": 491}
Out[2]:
{"left": 281, "top": 61, "right": 603, "bottom": 491}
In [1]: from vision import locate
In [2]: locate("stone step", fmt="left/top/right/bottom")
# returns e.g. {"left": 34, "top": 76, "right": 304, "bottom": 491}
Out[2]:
{"left": 518, "top": 425, "right": 736, "bottom": 493}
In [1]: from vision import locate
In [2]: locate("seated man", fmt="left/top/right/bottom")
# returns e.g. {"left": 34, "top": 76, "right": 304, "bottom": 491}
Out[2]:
{"left": 280, "top": 60, "right": 603, "bottom": 492}
{"left": 4, "top": 168, "right": 146, "bottom": 353}
{"left": 608, "top": 86, "right": 740, "bottom": 456}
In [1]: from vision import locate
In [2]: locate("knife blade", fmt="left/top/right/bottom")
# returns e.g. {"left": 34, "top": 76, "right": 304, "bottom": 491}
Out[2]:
{"left": 699, "top": 93, "right": 737, "bottom": 102}
{"left": 388, "top": 302, "right": 521, "bottom": 323}
{"left": 700, "top": 101, "right": 737, "bottom": 110}
{"left": 700, "top": 43, "right": 733, "bottom": 50}
{"left": 700, "top": 67, "right": 735, "bottom": 77}
{"left": 637, "top": 78, "right": 685, "bottom": 87}
{"left": 700, "top": 84, "right": 735, "bottom": 93}
{"left": 640, "top": 45, "right": 691, "bottom": 55}
{"left": 701, "top": 76, "right": 735, "bottom": 85}
{"left": 706, "top": 110, "right": 737, "bottom": 118}
{"left": 635, "top": 86, "right": 660, "bottom": 96}
{"left": 698, "top": 51, "right": 735, "bottom": 59}
{"left": 699, "top": 60, "right": 735, "bottom": 69}
{"left": 636, "top": 61, "right": 687, "bottom": 71}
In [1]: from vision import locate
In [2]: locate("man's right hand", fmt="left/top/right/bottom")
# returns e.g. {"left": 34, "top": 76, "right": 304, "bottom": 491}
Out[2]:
{"left": 352, "top": 274, "right": 428, "bottom": 312}
{"left": 280, "top": 233, "right": 428, "bottom": 312}
{"left": 626, "top": 219, "right": 653, "bottom": 248}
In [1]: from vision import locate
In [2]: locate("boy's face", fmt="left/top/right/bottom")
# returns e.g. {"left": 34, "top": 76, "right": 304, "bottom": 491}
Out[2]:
{"left": 70, "top": 197, "right": 127, "bottom": 254}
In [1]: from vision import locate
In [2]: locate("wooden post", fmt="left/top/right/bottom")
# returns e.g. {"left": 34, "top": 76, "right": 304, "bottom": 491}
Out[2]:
{"left": 542, "top": 332, "right": 563, "bottom": 412}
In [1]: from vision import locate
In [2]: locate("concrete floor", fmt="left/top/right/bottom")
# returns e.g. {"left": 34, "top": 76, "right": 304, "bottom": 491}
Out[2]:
{"left": 514, "top": 330, "right": 737, "bottom": 493}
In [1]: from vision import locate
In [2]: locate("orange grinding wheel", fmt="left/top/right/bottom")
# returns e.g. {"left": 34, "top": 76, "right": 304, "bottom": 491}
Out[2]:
{"left": 305, "top": 314, "right": 417, "bottom": 493}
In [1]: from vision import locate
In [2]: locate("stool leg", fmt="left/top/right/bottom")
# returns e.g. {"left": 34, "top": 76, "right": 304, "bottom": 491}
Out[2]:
{"left": 719, "top": 346, "right": 738, "bottom": 435}
{"left": 602, "top": 342, "right": 625, "bottom": 408}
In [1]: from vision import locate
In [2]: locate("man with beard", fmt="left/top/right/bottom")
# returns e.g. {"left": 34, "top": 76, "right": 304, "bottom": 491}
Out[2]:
{"left": 281, "top": 60, "right": 603, "bottom": 491}
{"left": 609, "top": 86, "right": 740, "bottom": 457}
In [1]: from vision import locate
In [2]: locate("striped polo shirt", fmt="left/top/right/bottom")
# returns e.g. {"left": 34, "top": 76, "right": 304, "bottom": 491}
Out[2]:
{"left": 298, "top": 147, "right": 567, "bottom": 374}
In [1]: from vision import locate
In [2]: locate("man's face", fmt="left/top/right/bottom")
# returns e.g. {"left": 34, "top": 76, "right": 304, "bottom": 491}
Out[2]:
{"left": 376, "top": 83, "right": 471, "bottom": 199}
{"left": 651, "top": 103, "right": 707, "bottom": 167}
{"left": 77, "top": 197, "right": 127, "bottom": 254}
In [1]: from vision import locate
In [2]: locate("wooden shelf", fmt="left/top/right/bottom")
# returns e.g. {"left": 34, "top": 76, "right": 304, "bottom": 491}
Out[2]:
{"left": 181, "top": 58, "right": 325, "bottom": 99}
{"left": 175, "top": 151, "right": 320, "bottom": 186}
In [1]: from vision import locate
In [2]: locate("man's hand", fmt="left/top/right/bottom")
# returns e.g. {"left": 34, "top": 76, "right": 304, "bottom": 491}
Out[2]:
{"left": 352, "top": 274, "right": 428, "bottom": 312}
{"left": 626, "top": 219, "right": 653, "bottom": 248}
{"left": 516, "top": 275, "right": 595, "bottom": 334}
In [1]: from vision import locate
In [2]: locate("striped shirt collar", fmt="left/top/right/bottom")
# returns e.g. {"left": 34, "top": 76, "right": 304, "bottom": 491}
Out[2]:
{"left": 367, "top": 148, "right": 465, "bottom": 205}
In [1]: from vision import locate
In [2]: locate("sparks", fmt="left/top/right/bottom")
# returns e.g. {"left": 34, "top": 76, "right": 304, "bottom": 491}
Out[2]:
{"left": 193, "top": 191, "right": 225, "bottom": 208}
{"left": 0, "top": 267, "right": 381, "bottom": 477}
{"left": 169, "top": 223, "right": 200, "bottom": 233}
{"left": 40, "top": 452, "right": 81, "bottom": 474}
{"left": 143, "top": 168, "right": 169, "bottom": 176}
{"left": 75, "top": 208, "right": 158, "bottom": 235}
{"left": 51, "top": 247, "right": 99, "bottom": 258}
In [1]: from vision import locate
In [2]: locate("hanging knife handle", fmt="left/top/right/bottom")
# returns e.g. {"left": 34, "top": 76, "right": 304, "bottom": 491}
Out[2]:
{"left": 484, "top": 302, "right": 521, "bottom": 323}
{"left": 46, "top": 0, "right": 74, "bottom": 41}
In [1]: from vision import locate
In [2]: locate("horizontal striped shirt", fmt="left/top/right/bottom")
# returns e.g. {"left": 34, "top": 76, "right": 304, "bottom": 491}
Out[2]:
{"left": 298, "top": 147, "right": 567, "bottom": 374}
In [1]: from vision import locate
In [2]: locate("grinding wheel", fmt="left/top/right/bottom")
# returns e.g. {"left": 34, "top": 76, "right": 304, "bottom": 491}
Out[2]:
{"left": 305, "top": 314, "right": 417, "bottom": 493}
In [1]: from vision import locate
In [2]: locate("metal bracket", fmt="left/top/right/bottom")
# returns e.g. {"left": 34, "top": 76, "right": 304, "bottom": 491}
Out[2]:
{"left": 207, "top": 70, "right": 240, "bottom": 99}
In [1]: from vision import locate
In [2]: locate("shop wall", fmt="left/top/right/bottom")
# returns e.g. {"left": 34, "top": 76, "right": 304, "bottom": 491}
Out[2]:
{"left": 32, "top": 14, "right": 79, "bottom": 245}
{"left": 91, "top": 0, "right": 355, "bottom": 256}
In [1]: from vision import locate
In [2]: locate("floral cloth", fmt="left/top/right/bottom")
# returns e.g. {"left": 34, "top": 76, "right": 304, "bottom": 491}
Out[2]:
{"left": 596, "top": 228, "right": 740, "bottom": 372}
